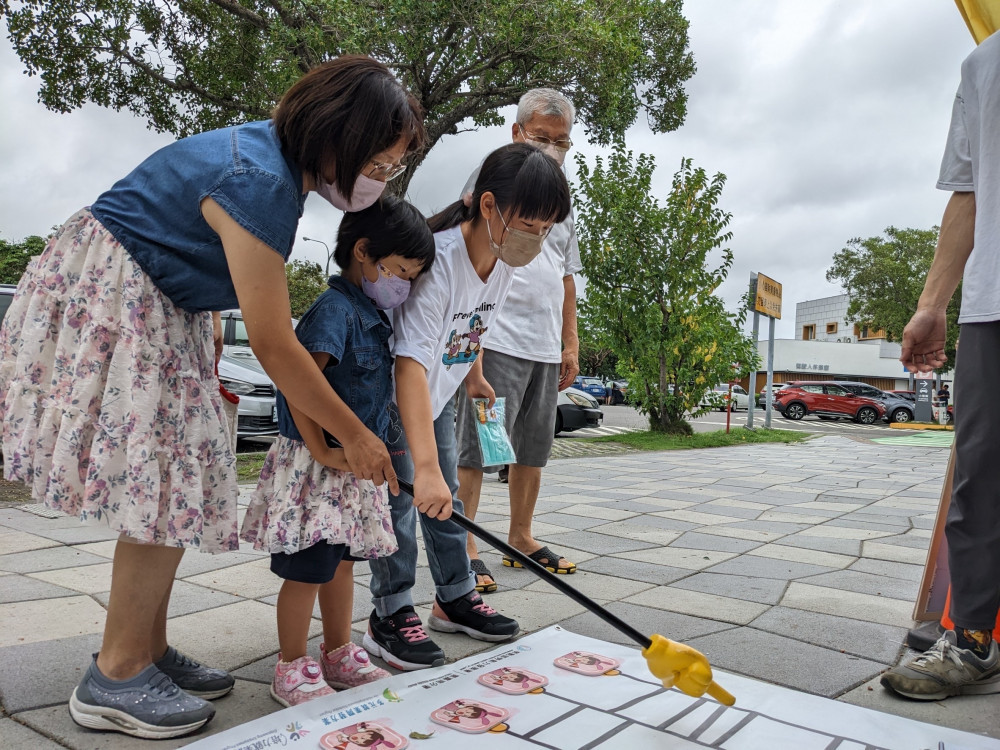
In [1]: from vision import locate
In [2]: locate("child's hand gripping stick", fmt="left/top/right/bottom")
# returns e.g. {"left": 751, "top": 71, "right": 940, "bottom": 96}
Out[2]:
{"left": 641, "top": 634, "right": 735, "bottom": 705}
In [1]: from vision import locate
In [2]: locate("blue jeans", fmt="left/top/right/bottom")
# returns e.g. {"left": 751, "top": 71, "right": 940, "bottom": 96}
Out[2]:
{"left": 368, "top": 398, "right": 476, "bottom": 617}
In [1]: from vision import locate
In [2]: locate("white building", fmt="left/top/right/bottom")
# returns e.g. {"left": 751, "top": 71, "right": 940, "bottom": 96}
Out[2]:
{"left": 744, "top": 293, "right": 941, "bottom": 393}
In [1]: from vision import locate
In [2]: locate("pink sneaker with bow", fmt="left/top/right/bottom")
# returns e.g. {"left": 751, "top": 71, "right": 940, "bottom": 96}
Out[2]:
{"left": 321, "top": 642, "right": 391, "bottom": 689}
{"left": 270, "top": 655, "right": 336, "bottom": 707}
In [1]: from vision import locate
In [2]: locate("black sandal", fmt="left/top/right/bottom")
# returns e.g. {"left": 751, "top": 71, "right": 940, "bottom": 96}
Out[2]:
{"left": 470, "top": 558, "right": 498, "bottom": 593}
{"left": 502, "top": 545, "right": 577, "bottom": 574}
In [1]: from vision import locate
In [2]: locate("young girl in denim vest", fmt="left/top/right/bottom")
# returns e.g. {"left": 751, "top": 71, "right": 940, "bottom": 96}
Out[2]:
{"left": 0, "top": 57, "right": 420, "bottom": 738}
{"left": 241, "top": 197, "right": 434, "bottom": 707}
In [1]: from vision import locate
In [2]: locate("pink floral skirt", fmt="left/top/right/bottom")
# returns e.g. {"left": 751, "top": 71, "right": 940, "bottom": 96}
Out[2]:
{"left": 240, "top": 437, "right": 397, "bottom": 559}
{"left": 0, "top": 209, "right": 239, "bottom": 552}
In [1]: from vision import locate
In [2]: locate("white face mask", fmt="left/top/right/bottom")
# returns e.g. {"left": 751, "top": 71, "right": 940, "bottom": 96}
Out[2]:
{"left": 316, "top": 174, "right": 386, "bottom": 212}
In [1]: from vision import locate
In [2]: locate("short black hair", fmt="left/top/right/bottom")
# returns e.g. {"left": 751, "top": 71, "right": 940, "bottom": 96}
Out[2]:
{"left": 273, "top": 55, "right": 424, "bottom": 202}
{"left": 333, "top": 195, "right": 435, "bottom": 273}
{"left": 428, "top": 143, "right": 570, "bottom": 232}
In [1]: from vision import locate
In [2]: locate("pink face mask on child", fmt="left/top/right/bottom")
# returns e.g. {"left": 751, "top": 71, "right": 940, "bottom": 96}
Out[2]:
{"left": 362, "top": 263, "right": 411, "bottom": 310}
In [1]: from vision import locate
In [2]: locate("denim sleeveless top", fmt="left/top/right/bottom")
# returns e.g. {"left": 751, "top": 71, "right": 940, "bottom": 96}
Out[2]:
{"left": 277, "top": 277, "right": 393, "bottom": 443}
{"left": 91, "top": 120, "right": 306, "bottom": 312}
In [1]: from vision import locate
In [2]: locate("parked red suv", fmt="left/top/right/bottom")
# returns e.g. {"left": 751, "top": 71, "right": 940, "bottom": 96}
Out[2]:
{"left": 772, "top": 381, "right": 887, "bottom": 424}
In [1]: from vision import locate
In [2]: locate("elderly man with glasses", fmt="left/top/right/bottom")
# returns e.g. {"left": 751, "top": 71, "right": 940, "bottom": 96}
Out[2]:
{"left": 455, "top": 88, "right": 582, "bottom": 592}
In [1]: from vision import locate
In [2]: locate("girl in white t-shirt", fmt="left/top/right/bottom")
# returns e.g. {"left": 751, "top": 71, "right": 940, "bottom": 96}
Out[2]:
{"left": 363, "top": 143, "right": 571, "bottom": 670}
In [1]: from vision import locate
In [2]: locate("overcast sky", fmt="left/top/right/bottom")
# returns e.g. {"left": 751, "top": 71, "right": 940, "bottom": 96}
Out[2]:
{"left": 0, "top": 1, "right": 975, "bottom": 338}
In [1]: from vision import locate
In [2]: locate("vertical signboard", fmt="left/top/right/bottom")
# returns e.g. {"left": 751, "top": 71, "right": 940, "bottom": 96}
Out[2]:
{"left": 914, "top": 373, "right": 934, "bottom": 422}
{"left": 754, "top": 273, "right": 782, "bottom": 320}
{"left": 747, "top": 273, "right": 781, "bottom": 430}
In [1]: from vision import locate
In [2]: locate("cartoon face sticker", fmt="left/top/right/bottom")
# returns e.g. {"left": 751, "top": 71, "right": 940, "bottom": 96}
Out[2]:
{"left": 318, "top": 721, "right": 407, "bottom": 750}
{"left": 430, "top": 699, "right": 511, "bottom": 734}
{"left": 478, "top": 667, "right": 548, "bottom": 695}
{"left": 553, "top": 651, "right": 622, "bottom": 676}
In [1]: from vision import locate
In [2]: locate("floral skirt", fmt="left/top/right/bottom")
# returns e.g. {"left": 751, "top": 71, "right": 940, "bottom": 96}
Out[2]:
{"left": 240, "top": 436, "right": 397, "bottom": 559}
{"left": 0, "top": 209, "right": 239, "bottom": 552}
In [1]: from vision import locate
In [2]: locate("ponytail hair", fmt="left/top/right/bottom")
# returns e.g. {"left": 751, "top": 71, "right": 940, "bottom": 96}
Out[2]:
{"left": 428, "top": 143, "right": 570, "bottom": 233}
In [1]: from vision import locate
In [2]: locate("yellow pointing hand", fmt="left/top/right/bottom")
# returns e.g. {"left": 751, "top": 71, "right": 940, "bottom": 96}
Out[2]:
{"left": 641, "top": 634, "right": 735, "bottom": 705}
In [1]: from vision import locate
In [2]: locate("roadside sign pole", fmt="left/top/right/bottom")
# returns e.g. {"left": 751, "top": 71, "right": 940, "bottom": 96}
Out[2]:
{"left": 765, "top": 315, "right": 775, "bottom": 429}
{"left": 746, "top": 311, "right": 760, "bottom": 430}
{"left": 746, "top": 273, "right": 760, "bottom": 430}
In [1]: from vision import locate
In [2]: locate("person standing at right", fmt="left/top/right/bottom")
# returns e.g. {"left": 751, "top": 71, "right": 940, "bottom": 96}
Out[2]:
{"left": 881, "top": 29, "right": 1000, "bottom": 701}
{"left": 455, "top": 89, "right": 582, "bottom": 592}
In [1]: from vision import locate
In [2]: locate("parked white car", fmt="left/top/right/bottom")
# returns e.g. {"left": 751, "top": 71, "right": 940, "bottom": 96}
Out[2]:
{"left": 700, "top": 383, "right": 751, "bottom": 411}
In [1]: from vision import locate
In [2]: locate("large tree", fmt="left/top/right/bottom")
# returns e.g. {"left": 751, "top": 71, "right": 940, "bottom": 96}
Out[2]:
{"left": 0, "top": 235, "right": 46, "bottom": 284}
{"left": 574, "top": 148, "right": 759, "bottom": 434}
{"left": 4, "top": 0, "right": 695, "bottom": 192}
{"left": 285, "top": 258, "right": 327, "bottom": 317}
{"left": 825, "top": 226, "right": 959, "bottom": 363}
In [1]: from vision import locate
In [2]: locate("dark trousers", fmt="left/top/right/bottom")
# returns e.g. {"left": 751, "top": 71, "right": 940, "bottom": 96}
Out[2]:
{"left": 947, "top": 321, "right": 1000, "bottom": 629}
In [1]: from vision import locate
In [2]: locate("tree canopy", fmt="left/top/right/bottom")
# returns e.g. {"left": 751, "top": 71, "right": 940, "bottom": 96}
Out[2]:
{"left": 574, "top": 148, "right": 758, "bottom": 434}
{"left": 285, "top": 258, "right": 327, "bottom": 317}
{"left": 825, "top": 226, "right": 959, "bottom": 364}
{"left": 0, "top": 235, "right": 46, "bottom": 284}
{"left": 4, "top": 0, "right": 695, "bottom": 190}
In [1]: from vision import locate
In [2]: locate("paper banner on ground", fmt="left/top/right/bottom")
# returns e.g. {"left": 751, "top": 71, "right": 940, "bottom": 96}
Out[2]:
{"left": 187, "top": 626, "right": 1000, "bottom": 750}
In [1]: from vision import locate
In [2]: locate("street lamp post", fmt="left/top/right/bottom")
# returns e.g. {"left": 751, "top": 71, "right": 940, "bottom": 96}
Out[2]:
{"left": 302, "top": 237, "right": 332, "bottom": 276}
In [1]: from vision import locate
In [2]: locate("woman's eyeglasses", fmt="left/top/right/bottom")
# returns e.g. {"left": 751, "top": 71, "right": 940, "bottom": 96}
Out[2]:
{"left": 367, "top": 159, "right": 408, "bottom": 182}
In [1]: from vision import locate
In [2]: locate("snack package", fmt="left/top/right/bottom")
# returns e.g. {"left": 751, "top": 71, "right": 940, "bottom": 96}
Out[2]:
{"left": 473, "top": 397, "right": 516, "bottom": 466}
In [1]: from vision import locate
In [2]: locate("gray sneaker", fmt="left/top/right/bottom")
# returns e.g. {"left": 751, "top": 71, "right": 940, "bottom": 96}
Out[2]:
{"left": 881, "top": 630, "right": 1000, "bottom": 700}
{"left": 156, "top": 646, "right": 235, "bottom": 699}
{"left": 70, "top": 657, "right": 215, "bottom": 739}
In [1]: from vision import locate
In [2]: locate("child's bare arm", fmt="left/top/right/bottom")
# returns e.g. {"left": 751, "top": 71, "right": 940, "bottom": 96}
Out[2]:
{"left": 395, "top": 356, "right": 453, "bottom": 519}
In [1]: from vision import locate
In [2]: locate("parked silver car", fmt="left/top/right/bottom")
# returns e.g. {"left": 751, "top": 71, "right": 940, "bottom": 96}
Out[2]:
{"left": 218, "top": 310, "right": 282, "bottom": 440}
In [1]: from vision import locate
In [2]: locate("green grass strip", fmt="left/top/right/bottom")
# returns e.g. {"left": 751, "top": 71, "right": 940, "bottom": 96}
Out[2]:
{"left": 235, "top": 451, "right": 269, "bottom": 483}
{"left": 589, "top": 427, "right": 810, "bottom": 451}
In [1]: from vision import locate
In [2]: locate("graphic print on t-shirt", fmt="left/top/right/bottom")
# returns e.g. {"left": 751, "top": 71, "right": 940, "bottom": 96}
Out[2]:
{"left": 442, "top": 312, "right": 490, "bottom": 369}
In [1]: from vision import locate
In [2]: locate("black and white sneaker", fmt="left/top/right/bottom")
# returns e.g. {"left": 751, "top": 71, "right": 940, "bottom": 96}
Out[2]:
{"left": 428, "top": 591, "right": 520, "bottom": 642}
{"left": 362, "top": 607, "right": 446, "bottom": 671}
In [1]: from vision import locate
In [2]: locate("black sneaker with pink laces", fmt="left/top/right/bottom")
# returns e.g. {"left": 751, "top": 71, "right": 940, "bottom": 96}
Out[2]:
{"left": 428, "top": 591, "right": 520, "bottom": 642}
{"left": 363, "top": 607, "right": 446, "bottom": 671}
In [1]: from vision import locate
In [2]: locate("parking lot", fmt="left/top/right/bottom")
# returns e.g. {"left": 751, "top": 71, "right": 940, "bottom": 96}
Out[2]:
{"left": 562, "top": 404, "right": 925, "bottom": 439}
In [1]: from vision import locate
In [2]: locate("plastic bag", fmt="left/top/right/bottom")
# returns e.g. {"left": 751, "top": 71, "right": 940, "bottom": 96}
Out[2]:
{"left": 473, "top": 397, "right": 516, "bottom": 466}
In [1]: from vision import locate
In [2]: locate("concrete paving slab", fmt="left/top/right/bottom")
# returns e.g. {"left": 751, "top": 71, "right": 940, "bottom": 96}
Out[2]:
{"left": 0, "top": 546, "right": 110, "bottom": 574}
{"left": 685, "top": 628, "right": 885, "bottom": 697}
{"left": 28, "top": 562, "right": 113, "bottom": 594}
{"left": 523, "top": 570, "right": 655, "bottom": 602}
{"left": 705, "top": 554, "right": 835, "bottom": 581}
{"left": 749, "top": 606, "right": 908, "bottom": 663}
{"left": 0, "top": 528, "right": 61, "bottom": 555}
{"left": 0, "top": 717, "right": 64, "bottom": 749}
{"left": 167, "top": 600, "right": 321, "bottom": 671}
{"left": 0, "top": 595, "right": 106, "bottom": 647}
{"left": 624, "top": 586, "right": 770, "bottom": 625}
{"left": 0, "top": 632, "right": 103, "bottom": 712}
{"left": 671, "top": 572, "right": 788, "bottom": 605}
{"left": 583, "top": 521, "right": 681, "bottom": 547}
{"left": 560, "top": 601, "right": 736, "bottom": 646}
{"left": 717, "top": 519, "right": 811, "bottom": 536}
{"left": 173, "top": 549, "right": 266, "bottom": 578}
{"left": 861, "top": 541, "right": 928, "bottom": 565}
{"left": 576, "top": 556, "right": 692, "bottom": 586}
{"left": 0, "top": 573, "right": 80, "bottom": 604}
{"left": 748, "top": 543, "right": 856, "bottom": 569}
{"left": 778, "top": 533, "right": 863, "bottom": 556}
{"left": 22, "top": 524, "right": 120, "bottom": 545}
{"left": 613, "top": 546, "right": 737, "bottom": 571}
{"left": 798, "top": 569, "right": 919, "bottom": 602}
{"left": 540, "top": 530, "right": 657, "bottom": 555}
{"left": 668, "top": 531, "right": 763, "bottom": 554}
{"left": 532, "top": 511, "right": 609, "bottom": 530}
{"left": 182, "top": 558, "right": 283, "bottom": 598}
{"left": 73, "top": 540, "right": 119, "bottom": 558}
{"left": 651, "top": 509, "right": 747, "bottom": 526}
{"left": 849, "top": 558, "right": 925, "bottom": 581}
{"left": 695, "top": 525, "right": 784, "bottom": 543}
{"left": 780, "top": 582, "right": 916, "bottom": 627}
{"left": 555, "top": 504, "right": 638, "bottom": 522}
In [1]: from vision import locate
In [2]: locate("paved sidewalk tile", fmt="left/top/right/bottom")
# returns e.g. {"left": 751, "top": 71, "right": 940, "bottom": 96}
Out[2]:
{"left": 780, "top": 582, "right": 915, "bottom": 627}
{"left": 0, "top": 595, "right": 106, "bottom": 647}
{"left": 624, "top": 586, "right": 770, "bottom": 625}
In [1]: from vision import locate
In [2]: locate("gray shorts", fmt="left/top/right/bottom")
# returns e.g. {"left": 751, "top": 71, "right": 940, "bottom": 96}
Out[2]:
{"left": 456, "top": 350, "right": 560, "bottom": 471}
